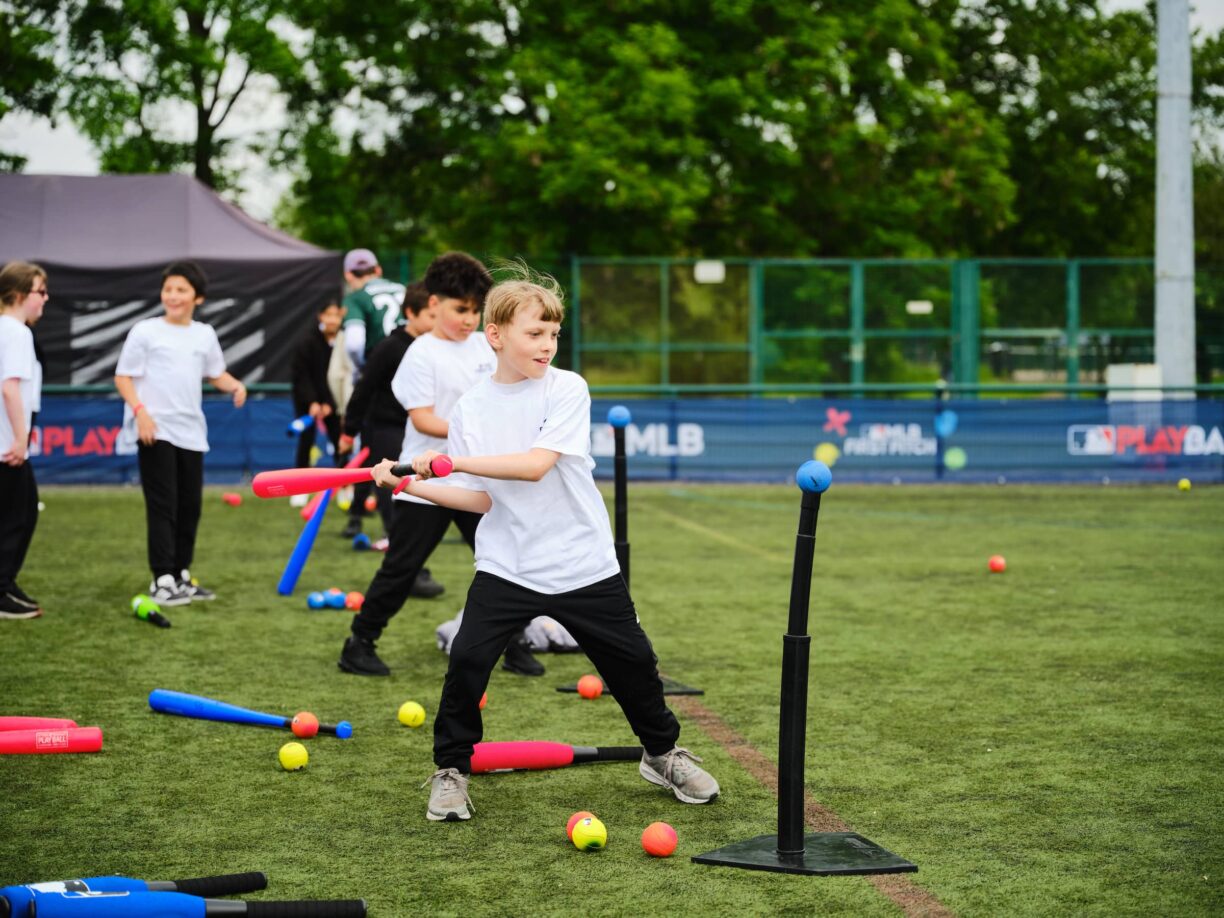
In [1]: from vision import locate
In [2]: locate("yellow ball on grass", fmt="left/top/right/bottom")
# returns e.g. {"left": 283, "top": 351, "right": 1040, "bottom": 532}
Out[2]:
{"left": 398, "top": 701, "right": 426, "bottom": 728}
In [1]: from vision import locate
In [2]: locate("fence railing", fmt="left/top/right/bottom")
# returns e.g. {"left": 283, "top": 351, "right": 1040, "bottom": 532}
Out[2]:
{"left": 377, "top": 254, "right": 1222, "bottom": 391}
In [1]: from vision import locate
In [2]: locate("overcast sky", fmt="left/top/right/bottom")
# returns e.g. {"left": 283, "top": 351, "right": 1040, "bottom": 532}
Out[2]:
{"left": 3, "top": 0, "right": 1221, "bottom": 222}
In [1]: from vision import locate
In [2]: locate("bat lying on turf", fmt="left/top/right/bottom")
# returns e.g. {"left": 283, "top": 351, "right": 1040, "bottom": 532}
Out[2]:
{"left": 253, "top": 455, "right": 452, "bottom": 499}
{"left": 0, "top": 717, "right": 77, "bottom": 732}
{"left": 0, "top": 727, "right": 102, "bottom": 755}
{"left": 469, "top": 741, "right": 644, "bottom": 774}
{"left": 26, "top": 889, "right": 366, "bottom": 917}
{"left": 1, "top": 873, "right": 266, "bottom": 918}
{"left": 148, "top": 690, "right": 353, "bottom": 739}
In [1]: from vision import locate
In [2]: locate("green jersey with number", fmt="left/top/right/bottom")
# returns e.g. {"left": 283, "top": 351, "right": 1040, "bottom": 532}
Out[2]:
{"left": 343, "top": 277, "right": 406, "bottom": 355}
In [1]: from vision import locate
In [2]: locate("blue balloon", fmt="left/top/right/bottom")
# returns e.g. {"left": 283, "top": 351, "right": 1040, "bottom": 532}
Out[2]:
{"left": 607, "top": 405, "right": 632, "bottom": 428}
{"left": 796, "top": 460, "right": 833, "bottom": 494}
{"left": 326, "top": 591, "right": 348, "bottom": 609}
{"left": 306, "top": 591, "right": 326, "bottom": 610}
{"left": 934, "top": 409, "right": 959, "bottom": 438}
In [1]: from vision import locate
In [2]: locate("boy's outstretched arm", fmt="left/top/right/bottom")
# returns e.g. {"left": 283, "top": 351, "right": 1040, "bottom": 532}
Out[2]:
{"left": 413, "top": 449, "right": 561, "bottom": 483}
{"left": 371, "top": 457, "right": 492, "bottom": 514}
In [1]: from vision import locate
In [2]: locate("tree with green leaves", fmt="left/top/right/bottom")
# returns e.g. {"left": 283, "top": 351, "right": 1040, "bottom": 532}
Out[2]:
{"left": 0, "top": 4, "right": 58, "bottom": 171}
{"left": 54, "top": 0, "right": 312, "bottom": 189}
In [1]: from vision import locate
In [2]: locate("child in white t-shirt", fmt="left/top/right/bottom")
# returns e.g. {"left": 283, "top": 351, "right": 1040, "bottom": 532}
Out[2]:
{"left": 339, "top": 253, "right": 542, "bottom": 679}
{"left": 374, "top": 269, "right": 720, "bottom": 822}
{"left": 0, "top": 261, "right": 48, "bottom": 620}
{"left": 114, "top": 261, "right": 247, "bottom": 607}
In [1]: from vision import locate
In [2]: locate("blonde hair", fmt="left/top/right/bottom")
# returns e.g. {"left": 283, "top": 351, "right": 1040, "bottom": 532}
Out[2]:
{"left": 484, "top": 261, "right": 565, "bottom": 327}
{"left": 0, "top": 261, "right": 47, "bottom": 311}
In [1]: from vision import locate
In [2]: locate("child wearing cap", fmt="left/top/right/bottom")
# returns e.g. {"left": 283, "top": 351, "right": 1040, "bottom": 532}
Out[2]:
{"left": 372, "top": 266, "right": 720, "bottom": 821}
{"left": 340, "top": 247, "right": 408, "bottom": 541}
{"left": 114, "top": 261, "right": 247, "bottom": 607}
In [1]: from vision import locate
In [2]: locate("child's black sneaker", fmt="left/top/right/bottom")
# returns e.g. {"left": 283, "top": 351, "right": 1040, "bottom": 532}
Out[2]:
{"left": 178, "top": 570, "right": 216, "bottom": 601}
{"left": 501, "top": 639, "right": 545, "bottom": 677}
{"left": 7, "top": 584, "right": 40, "bottom": 610}
{"left": 0, "top": 592, "right": 42, "bottom": 619}
{"left": 338, "top": 636, "right": 391, "bottom": 676}
{"left": 149, "top": 574, "right": 191, "bottom": 607}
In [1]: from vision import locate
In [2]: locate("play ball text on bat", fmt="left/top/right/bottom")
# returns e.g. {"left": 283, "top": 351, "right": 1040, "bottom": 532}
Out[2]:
{"left": 291, "top": 711, "right": 319, "bottom": 738}
{"left": 365, "top": 494, "right": 378, "bottom": 512}
{"left": 398, "top": 701, "right": 426, "bottom": 728}
{"left": 577, "top": 675, "right": 603, "bottom": 699}
{"left": 989, "top": 555, "right": 1007, "bottom": 573}
{"left": 326, "top": 591, "right": 348, "bottom": 609}
{"left": 641, "top": 821, "right": 678, "bottom": 857}
{"left": 1178, "top": 478, "right": 1192, "bottom": 491}
{"left": 572, "top": 816, "right": 607, "bottom": 851}
{"left": 567, "top": 811, "right": 595, "bottom": 841}
{"left": 279, "top": 741, "right": 308, "bottom": 771}
{"left": 345, "top": 591, "right": 364, "bottom": 611}
{"left": 307, "top": 592, "right": 327, "bottom": 609}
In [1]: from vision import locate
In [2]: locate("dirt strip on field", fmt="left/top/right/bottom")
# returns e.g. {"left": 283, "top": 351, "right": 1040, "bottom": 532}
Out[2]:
{"left": 672, "top": 694, "right": 954, "bottom": 918}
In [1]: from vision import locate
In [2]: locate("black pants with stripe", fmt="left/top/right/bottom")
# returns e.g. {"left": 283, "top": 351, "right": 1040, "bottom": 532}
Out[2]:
{"left": 137, "top": 441, "right": 203, "bottom": 580}
{"left": 0, "top": 461, "right": 38, "bottom": 593}
{"left": 434, "top": 572, "right": 681, "bottom": 771}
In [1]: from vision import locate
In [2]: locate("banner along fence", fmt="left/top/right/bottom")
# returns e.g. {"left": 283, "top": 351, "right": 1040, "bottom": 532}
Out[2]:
{"left": 30, "top": 390, "right": 1224, "bottom": 485}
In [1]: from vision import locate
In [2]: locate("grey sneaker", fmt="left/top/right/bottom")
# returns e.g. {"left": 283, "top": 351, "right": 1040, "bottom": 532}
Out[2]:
{"left": 640, "top": 747, "right": 720, "bottom": 804}
{"left": 423, "top": 767, "right": 473, "bottom": 822}
{"left": 149, "top": 574, "right": 191, "bottom": 607}
{"left": 178, "top": 570, "right": 216, "bottom": 601}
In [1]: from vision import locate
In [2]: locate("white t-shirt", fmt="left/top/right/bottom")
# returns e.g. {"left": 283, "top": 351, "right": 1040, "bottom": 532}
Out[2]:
{"left": 115, "top": 318, "right": 226, "bottom": 453}
{"left": 391, "top": 331, "right": 496, "bottom": 505}
{"left": 0, "top": 314, "right": 41, "bottom": 454}
{"left": 442, "top": 368, "right": 621, "bottom": 594}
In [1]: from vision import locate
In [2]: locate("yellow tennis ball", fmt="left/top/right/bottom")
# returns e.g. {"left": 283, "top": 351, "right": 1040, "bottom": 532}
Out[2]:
{"left": 398, "top": 701, "right": 426, "bottom": 728}
{"left": 279, "top": 741, "right": 308, "bottom": 771}
{"left": 1178, "top": 478, "right": 1191, "bottom": 492}
{"left": 571, "top": 816, "right": 607, "bottom": 851}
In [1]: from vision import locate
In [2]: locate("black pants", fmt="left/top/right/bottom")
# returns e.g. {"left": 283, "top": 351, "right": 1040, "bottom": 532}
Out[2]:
{"left": 435, "top": 572, "right": 680, "bottom": 771}
{"left": 350, "top": 500, "right": 481, "bottom": 642}
{"left": 137, "top": 441, "right": 203, "bottom": 579}
{"left": 294, "top": 415, "right": 342, "bottom": 469}
{"left": 0, "top": 462, "right": 38, "bottom": 593}
{"left": 352, "top": 422, "right": 405, "bottom": 531}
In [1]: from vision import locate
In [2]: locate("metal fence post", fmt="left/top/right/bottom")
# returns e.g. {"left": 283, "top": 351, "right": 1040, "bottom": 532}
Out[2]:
{"left": 850, "top": 261, "right": 866, "bottom": 394}
{"left": 1066, "top": 260, "right": 1081, "bottom": 386}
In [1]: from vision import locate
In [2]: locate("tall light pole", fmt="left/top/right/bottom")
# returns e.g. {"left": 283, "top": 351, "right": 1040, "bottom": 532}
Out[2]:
{"left": 1155, "top": 0, "right": 1196, "bottom": 396}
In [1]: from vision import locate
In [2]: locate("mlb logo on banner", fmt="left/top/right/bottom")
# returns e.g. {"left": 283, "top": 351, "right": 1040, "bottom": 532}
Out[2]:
{"left": 1067, "top": 425, "right": 1116, "bottom": 456}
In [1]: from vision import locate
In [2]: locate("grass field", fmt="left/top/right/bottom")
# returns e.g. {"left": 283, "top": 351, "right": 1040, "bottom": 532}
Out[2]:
{"left": 2, "top": 482, "right": 1222, "bottom": 916}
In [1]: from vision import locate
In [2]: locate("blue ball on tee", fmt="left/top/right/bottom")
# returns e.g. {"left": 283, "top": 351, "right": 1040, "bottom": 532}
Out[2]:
{"left": 352, "top": 533, "right": 371, "bottom": 551}
{"left": 326, "top": 591, "right": 348, "bottom": 609}
{"left": 796, "top": 460, "right": 832, "bottom": 494}
{"left": 306, "top": 591, "right": 327, "bottom": 610}
{"left": 607, "top": 405, "right": 632, "bottom": 429}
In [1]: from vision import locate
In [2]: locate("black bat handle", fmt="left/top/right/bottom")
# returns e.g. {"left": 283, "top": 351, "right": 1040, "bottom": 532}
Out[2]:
{"left": 149, "top": 872, "right": 268, "bottom": 896}
{"left": 230, "top": 901, "right": 368, "bottom": 917}
{"left": 390, "top": 463, "right": 412, "bottom": 477}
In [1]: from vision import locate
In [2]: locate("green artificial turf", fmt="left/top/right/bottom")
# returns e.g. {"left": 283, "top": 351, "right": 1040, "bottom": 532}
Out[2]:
{"left": 2, "top": 482, "right": 1221, "bottom": 916}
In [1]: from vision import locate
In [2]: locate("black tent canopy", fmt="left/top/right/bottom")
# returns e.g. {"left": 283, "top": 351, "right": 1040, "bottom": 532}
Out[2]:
{"left": 0, "top": 173, "right": 341, "bottom": 384}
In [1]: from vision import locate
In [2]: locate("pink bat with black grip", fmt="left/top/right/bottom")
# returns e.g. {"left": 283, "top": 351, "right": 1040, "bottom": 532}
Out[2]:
{"left": 253, "top": 455, "right": 452, "bottom": 499}
{"left": 469, "top": 740, "right": 643, "bottom": 774}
